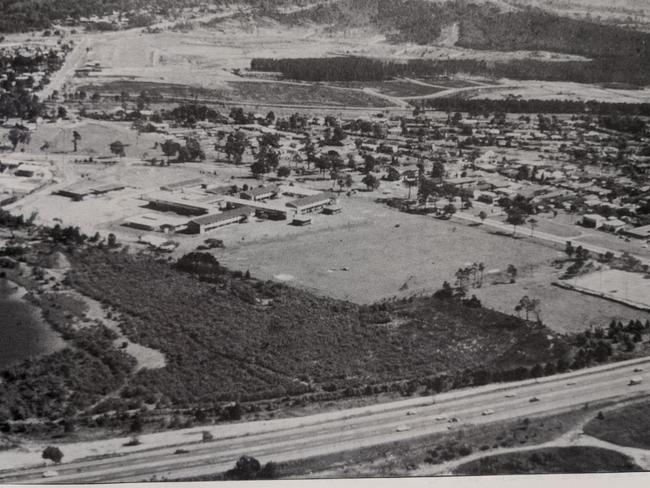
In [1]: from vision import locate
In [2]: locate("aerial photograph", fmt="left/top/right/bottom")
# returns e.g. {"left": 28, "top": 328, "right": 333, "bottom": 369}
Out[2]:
{"left": 1, "top": 0, "right": 650, "bottom": 483}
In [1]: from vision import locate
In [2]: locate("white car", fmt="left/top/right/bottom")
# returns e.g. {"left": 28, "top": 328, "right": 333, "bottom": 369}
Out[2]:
{"left": 396, "top": 425, "right": 411, "bottom": 432}
{"left": 505, "top": 393, "right": 517, "bottom": 398}
{"left": 435, "top": 415, "right": 447, "bottom": 421}
{"left": 482, "top": 409, "right": 495, "bottom": 416}
{"left": 629, "top": 377, "right": 643, "bottom": 386}
{"left": 406, "top": 410, "right": 417, "bottom": 416}
{"left": 42, "top": 471, "right": 59, "bottom": 478}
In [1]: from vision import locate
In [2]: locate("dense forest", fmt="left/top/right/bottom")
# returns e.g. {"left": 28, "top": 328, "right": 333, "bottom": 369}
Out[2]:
{"left": 419, "top": 98, "right": 650, "bottom": 116}
{"left": 0, "top": 0, "right": 226, "bottom": 32}
{"left": 251, "top": 56, "right": 650, "bottom": 85}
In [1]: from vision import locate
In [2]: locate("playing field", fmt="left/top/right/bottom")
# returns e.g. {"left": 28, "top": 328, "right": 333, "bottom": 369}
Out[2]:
{"left": 567, "top": 269, "right": 650, "bottom": 310}
{"left": 213, "top": 197, "right": 650, "bottom": 332}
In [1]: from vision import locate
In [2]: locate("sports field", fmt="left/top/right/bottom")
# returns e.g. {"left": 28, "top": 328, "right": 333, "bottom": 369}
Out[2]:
{"left": 216, "top": 198, "right": 650, "bottom": 332}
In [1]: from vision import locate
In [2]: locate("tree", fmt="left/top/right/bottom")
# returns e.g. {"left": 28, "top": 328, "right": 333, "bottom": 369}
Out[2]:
{"left": 109, "top": 141, "right": 126, "bottom": 158}
{"left": 506, "top": 264, "right": 518, "bottom": 283}
{"left": 344, "top": 174, "right": 354, "bottom": 191}
{"left": 431, "top": 160, "right": 445, "bottom": 179}
{"left": 8, "top": 126, "right": 30, "bottom": 150}
{"left": 72, "top": 131, "right": 81, "bottom": 152}
{"left": 565, "top": 241, "right": 575, "bottom": 258}
{"left": 180, "top": 137, "right": 205, "bottom": 162}
{"left": 442, "top": 203, "right": 457, "bottom": 219}
{"left": 478, "top": 210, "right": 487, "bottom": 223}
{"left": 403, "top": 178, "right": 417, "bottom": 200}
{"left": 42, "top": 446, "right": 63, "bottom": 464}
{"left": 506, "top": 207, "right": 527, "bottom": 236}
{"left": 362, "top": 174, "right": 380, "bottom": 191}
{"left": 161, "top": 139, "right": 181, "bottom": 162}
{"left": 107, "top": 233, "right": 118, "bottom": 248}
{"left": 225, "top": 131, "right": 248, "bottom": 164}
{"left": 277, "top": 166, "right": 291, "bottom": 178}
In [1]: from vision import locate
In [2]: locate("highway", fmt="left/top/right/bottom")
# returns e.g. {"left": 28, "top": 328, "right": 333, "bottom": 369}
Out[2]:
{"left": 2, "top": 357, "right": 650, "bottom": 483}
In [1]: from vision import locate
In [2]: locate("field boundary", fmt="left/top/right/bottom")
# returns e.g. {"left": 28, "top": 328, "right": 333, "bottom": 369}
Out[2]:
{"left": 553, "top": 281, "right": 650, "bottom": 312}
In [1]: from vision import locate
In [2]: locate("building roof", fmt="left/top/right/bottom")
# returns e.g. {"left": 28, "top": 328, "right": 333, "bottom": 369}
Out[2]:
{"left": 190, "top": 207, "right": 253, "bottom": 226}
{"left": 287, "top": 193, "right": 334, "bottom": 209}
{"left": 625, "top": 224, "right": 650, "bottom": 238}
{"left": 241, "top": 184, "right": 279, "bottom": 198}
{"left": 160, "top": 178, "right": 203, "bottom": 191}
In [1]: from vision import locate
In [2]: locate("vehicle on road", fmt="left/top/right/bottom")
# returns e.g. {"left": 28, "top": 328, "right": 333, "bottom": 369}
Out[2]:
{"left": 396, "top": 425, "right": 411, "bottom": 432}
{"left": 482, "top": 409, "right": 495, "bottom": 416}
{"left": 633, "top": 368, "right": 644, "bottom": 373}
{"left": 629, "top": 377, "right": 643, "bottom": 386}
{"left": 448, "top": 417, "right": 459, "bottom": 423}
{"left": 435, "top": 415, "right": 447, "bottom": 421}
{"left": 566, "top": 381, "right": 577, "bottom": 386}
{"left": 174, "top": 449, "right": 190, "bottom": 454}
{"left": 42, "top": 471, "right": 59, "bottom": 478}
{"left": 406, "top": 410, "right": 417, "bottom": 416}
{"left": 529, "top": 396, "right": 540, "bottom": 402}
{"left": 505, "top": 393, "right": 516, "bottom": 398}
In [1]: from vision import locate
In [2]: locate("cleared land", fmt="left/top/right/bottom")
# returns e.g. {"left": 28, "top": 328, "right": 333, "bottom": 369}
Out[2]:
{"left": 565, "top": 269, "right": 650, "bottom": 310}
{"left": 454, "top": 446, "right": 642, "bottom": 474}
{"left": 217, "top": 198, "right": 650, "bottom": 332}
{"left": 584, "top": 401, "right": 650, "bottom": 449}
{"left": 77, "top": 80, "right": 394, "bottom": 108}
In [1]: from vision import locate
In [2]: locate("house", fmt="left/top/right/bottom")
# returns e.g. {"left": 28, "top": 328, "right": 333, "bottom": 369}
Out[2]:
{"left": 187, "top": 207, "right": 254, "bottom": 234}
{"left": 286, "top": 193, "right": 335, "bottom": 215}
{"left": 240, "top": 184, "right": 279, "bottom": 202}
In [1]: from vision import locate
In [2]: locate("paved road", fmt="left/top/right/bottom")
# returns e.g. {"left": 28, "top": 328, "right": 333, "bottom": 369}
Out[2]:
{"left": 454, "top": 211, "right": 650, "bottom": 266}
{"left": 2, "top": 357, "right": 650, "bottom": 483}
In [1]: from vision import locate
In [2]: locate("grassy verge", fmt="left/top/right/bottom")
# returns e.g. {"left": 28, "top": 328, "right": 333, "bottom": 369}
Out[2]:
{"left": 271, "top": 407, "right": 599, "bottom": 478}
{"left": 584, "top": 400, "right": 650, "bottom": 449}
{"left": 454, "top": 446, "right": 642, "bottom": 475}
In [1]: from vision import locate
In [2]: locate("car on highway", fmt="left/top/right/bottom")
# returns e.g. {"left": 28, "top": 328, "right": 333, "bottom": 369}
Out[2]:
{"left": 633, "top": 367, "right": 644, "bottom": 373}
{"left": 406, "top": 410, "right": 417, "bottom": 416}
{"left": 435, "top": 415, "right": 447, "bottom": 421}
{"left": 42, "top": 471, "right": 59, "bottom": 478}
{"left": 482, "top": 409, "right": 495, "bottom": 416}
{"left": 396, "top": 425, "right": 411, "bottom": 432}
{"left": 629, "top": 377, "right": 643, "bottom": 386}
{"left": 174, "top": 449, "right": 190, "bottom": 454}
{"left": 448, "top": 417, "right": 459, "bottom": 423}
{"left": 566, "top": 381, "right": 577, "bottom": 386}
{"left": 505, "top": 393, "right": 517, "bottom": 398}
{"left": 529, "top": 396, "right": 540, "bottom": 402}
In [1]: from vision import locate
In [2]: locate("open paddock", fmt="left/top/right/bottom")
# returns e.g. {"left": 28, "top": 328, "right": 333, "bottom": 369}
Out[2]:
{"left": 211, "top": 197, "right": 647, "bottom": 332}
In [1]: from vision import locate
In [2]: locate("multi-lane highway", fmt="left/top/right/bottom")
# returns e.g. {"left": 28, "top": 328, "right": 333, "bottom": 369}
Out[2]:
{"left": 2, "top": 357, "right": 650, "bottom": 483}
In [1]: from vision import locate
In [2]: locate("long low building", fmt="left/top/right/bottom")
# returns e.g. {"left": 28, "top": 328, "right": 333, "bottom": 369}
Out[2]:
{"left": 141, "top": 192, "right": 224, "bottom": 216}
{"left": 123, "top": 213, "right": 189, "bottom": 233}
{"left": 287, "top": 193, "right": 336, "bottom": 215}
{"left": 187, "top": 207, "right": 255, "bottom": 234}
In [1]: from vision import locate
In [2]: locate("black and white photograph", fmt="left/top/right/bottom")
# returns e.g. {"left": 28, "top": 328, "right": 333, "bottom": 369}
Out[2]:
{"left": 1, "top": 0, "right": 650, "bottom": 484}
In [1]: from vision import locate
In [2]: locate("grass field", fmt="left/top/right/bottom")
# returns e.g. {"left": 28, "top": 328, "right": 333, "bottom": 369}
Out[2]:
{"left": 454, "top": 446, "right": 642, "bottom": 475}
{"left": 584, "top": 401, "right": 650, "bottom": 449}
{"left": 76, "top": 79, "right": 394, "bottom": 107}
{"left": 326, "top": 80, "right": 446, "bottom": 98}
{"left": 217, "top": 197, "right": 650, "bottom": 333}
{"left": 569, "top": 270, "right": 650, "bottom": 310}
